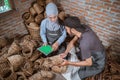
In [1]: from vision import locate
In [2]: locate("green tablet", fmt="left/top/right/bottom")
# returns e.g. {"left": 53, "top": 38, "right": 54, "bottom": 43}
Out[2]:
{"left": 37, "top": 45, "right": 53, "bottom": 56}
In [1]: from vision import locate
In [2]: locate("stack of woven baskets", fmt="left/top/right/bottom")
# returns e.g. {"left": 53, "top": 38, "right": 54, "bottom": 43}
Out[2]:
{"left": 22, "top": 0, "right": 67, "bottom": 42}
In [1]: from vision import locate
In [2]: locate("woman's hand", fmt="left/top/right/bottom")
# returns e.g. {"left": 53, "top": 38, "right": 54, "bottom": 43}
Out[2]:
{"left": 61, "top": 59, "right": 70, "bottom": 66}
{"left": 52, "top": 42, "right": 59, "bottom": 51}
{"left": 43, "top": 42, "right": 48, "bottom": 46}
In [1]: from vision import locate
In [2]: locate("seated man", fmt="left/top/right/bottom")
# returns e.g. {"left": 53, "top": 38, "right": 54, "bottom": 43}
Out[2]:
{"left": 60, "top": 16, "right": 105, "bottom": 80}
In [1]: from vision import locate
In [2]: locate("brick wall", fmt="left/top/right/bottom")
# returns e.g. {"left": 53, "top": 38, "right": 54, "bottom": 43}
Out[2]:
{"left": 59, "top": 0, "right": 120, "bottom": 54}
{"left": 0, "top": 0, "right": 36, "bottom": 38}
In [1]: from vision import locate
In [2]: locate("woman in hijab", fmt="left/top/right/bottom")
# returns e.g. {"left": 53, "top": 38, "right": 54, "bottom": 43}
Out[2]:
{"left": 60, "top": 16, "right": 105, "bottom": 80}
{"left": 40, "top": 2, "right": 66, "bottom": 56}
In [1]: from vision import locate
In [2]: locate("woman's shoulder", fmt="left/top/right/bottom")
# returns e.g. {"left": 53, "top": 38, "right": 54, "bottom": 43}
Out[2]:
{"left": 41, "top": 18, "right": 48, "bottom": 24}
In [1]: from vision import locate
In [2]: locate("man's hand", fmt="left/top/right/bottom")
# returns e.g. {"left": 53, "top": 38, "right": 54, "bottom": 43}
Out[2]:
{"left": 60, "top": 59, "right": 70, "bottom": 66}
{"left": 60, "top": 52, "right": 67, "bottom": 59}
{"left": 52, "top": 42, "right": 59, "bottom": 51}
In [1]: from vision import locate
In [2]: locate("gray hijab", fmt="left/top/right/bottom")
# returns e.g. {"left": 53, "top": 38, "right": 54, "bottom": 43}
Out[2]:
{"left": 46, "top": 2, "right": 58, "bottom": 16}
{"left": 45, "top": 3, "right": 60, "bottom": 31}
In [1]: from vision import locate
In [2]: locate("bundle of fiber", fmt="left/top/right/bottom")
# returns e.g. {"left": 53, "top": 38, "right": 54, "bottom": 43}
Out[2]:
{"left": 36, "top": 0, "right": 45, "bottom": 6}
{"left": 0, "top": 37, "right": 8, "bottom": 49}
{"left": 58, "top": 11, "right": 66, "bottom": 21}
{"left": 51, "top": 66, "right": 67, "bottom": 73}
{"left": 35, "top": 14, "right": 44, "bottom": 24}
{"left": 49, "top": 55, "right": 64, "bottom": 65}
{"left": 7, "top": 55, "right": 24, "bottom": 71}
{"left": 7, "top": 40, "right": 21, "bottom": 57}
{"left": 4, "top": 71, "right": 17, "bottom": 80}
{"left": 22, "top": 60, "right": 33, "bottom": 77}
{"left": 33, "top": 3, "right": 44, "bottom": 14}
{"left": 22, "top": 12, "right": 34, "bottom": 24}
{"left": 29, "top": 7, "right": 37, "bottom": 16}
{"left": 30, "top": 50, "right": 42, "bottom": 62}
{"left": 29, "top": 72, "right": 43, "bottom": 80}
{"left": 40, "top": 70, "right": 54, "bottom": 79}
{"left": 26, "top": 22, "right": 41, "bottom": 41}
{"left": 45, "top": 0, "right": 54, "bottom": 5}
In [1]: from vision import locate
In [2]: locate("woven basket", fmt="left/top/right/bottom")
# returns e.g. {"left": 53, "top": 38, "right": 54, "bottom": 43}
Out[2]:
{"left": 29, "top": 72, "right": 43, "bottom": 80}
{"left": 52, "top": 66, "right": 67, "bottom": 73}
{"left": 0, "top": 37, "right": 8, "bottom": 49}
{"left": 22, "top": 60, "right": 33, "bottom": 77}
{"left": 4, "top": 71, "right": 17, "bottom": 80}
{"left": 29, "top": 7, "right": 37, "bottom": 16}
{"left": 40, "top": 70, "right": 53, "bottom": 79}
{"left": 30, "top": 50, "right": 42, "bottom": 62}
{"left": 7, "top": 55, "right": 24, "bottom": 71}
{"left": 36, "top": 0, "right": 45, "bottom": 6}
{"left": 58, "top": 11, "right": 66, "bottom": 21}
{"left": 22, "top": 12, "right": 34, "bottom": 24}
{"left": 33, "top": 3, "right": 44, "bottom": 14}
{"left": 46, "top": 0, "right": 54, "bottom": 5}
{"left": 7, "top": 40, "right": 21, "bottom": 57}
{"left": 49, "top": 55, "right": 64, "bottom": 65}
{"left": 22, "top": 46, "right": 33, "bottom": 58}
{"left": 27, "top": 22, "right": 41, "bottom": 41}
{"left": 35, "top": 14, "right": 44, "bottom": 24}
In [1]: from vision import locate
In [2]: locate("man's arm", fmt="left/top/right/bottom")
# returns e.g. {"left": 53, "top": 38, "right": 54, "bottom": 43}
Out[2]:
{"left": 61, "top": 57, "right": 92, "bottom": 66}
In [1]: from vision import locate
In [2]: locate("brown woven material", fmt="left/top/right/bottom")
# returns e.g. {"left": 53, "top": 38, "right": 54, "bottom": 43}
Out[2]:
{"left": 20, "top": 39, "right": 37, "bottom": 58}
{"left": 33, "top": 3, "right": 44, "bottom": 14}
{"left": 0, "top": 37, "right": 8, "bottom": 49}
{"left": 22, "top": 12, "right": 34, "bottom": 24}
{"left": 40, "top": 70, "right": 54, "bottom": 79}
{"left": 58, "top": 11, "right": 66, "bottom": 21}
{"left": 49, "top": 55, "right": 64, "bottom": 65}
{"left": 35, "top": 14, "right": 44, "bottom": 24}
{"left": 36, "top": 0, "right": 45, "bottom": 6}
{"left": 52, "top": 66, "right": 67, "bottom": 73}
{"left": 29, "top": 7, "right": 37, "bottom": 16}
{"left": 30, "top": 50, "right": 42, "bottom": 62}
{"left": 29, "top": 72, "right": 43, "bottom": 80}
{"left": 22, "top": 60, "right": 33, "bottom": 77}
{"left": 7, "top": 55, "right": 24, "bottom": 71}
{"left": 0, "top": 61, "right": 11, "bottom": 78}
{"left": 46, "top": 0, "right": 54, "bottom": 5}
{"left": 26, "top": 22, "right": 41, "bottom": 41}
{"left": 7, "top": 40, "right": 21, "bottom": 57}
{"left": 4, "top": 71, "right": 17, "bottom": 80}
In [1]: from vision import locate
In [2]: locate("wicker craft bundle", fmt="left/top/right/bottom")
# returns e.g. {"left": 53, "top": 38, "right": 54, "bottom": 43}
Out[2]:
{"left": 22, "top": 60, "right": 33, "bottom": 77}
{"left": 30, "top": 50, "right": 42, "bottom": 62}
{"left": 7, "top": 55, "right": 24, "bottom": 71}
{"left": 33, "top": 3, "right": 44, "bottom": 14}
{"left": 49, "top": 55, "right": 64, "bottom": 65}
{"left": 36, "top": 0, "right": 45, "bottom": 6}
{"left": 51, "top": 66, "right": 67, "bottom": 73}
{"left": 4, "top": 71, "right": 17, "bottom": 80}
{"left": 7, "top": 40, "right": 21, "bottom": 57}
{"left": 29, "top": 71, "right": 43, "bottom": 80}
{"left": 22, "top": 12, "right": 34, "bottom": 24}
{"left": 34, "top": 58, "right": 45, "bottom": 70}
{"left": 0, "top": 61, "right": 11, "bottom": 78}
{"left": 29, "top": 7, "right": 37, "bottom": 16}
{"left": 35, "top": 14, "right": 44, "bottom": 24}
{"left": 26, "top": 22, "right": 41, "bottom": 41}
{"left": 58, "top": 11, "right": 66, "bottom": 21}
{"left": 0, "top": 37, "right": 8, "bottom": 49}
{"left": 20, "top": 37, "right": 37, "bottom": 58}
{"left": 29, "top": 70, "right": 53, "bottom": 80}
{"left": 45, "top": 0, "right": 54, "bottom": 5}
